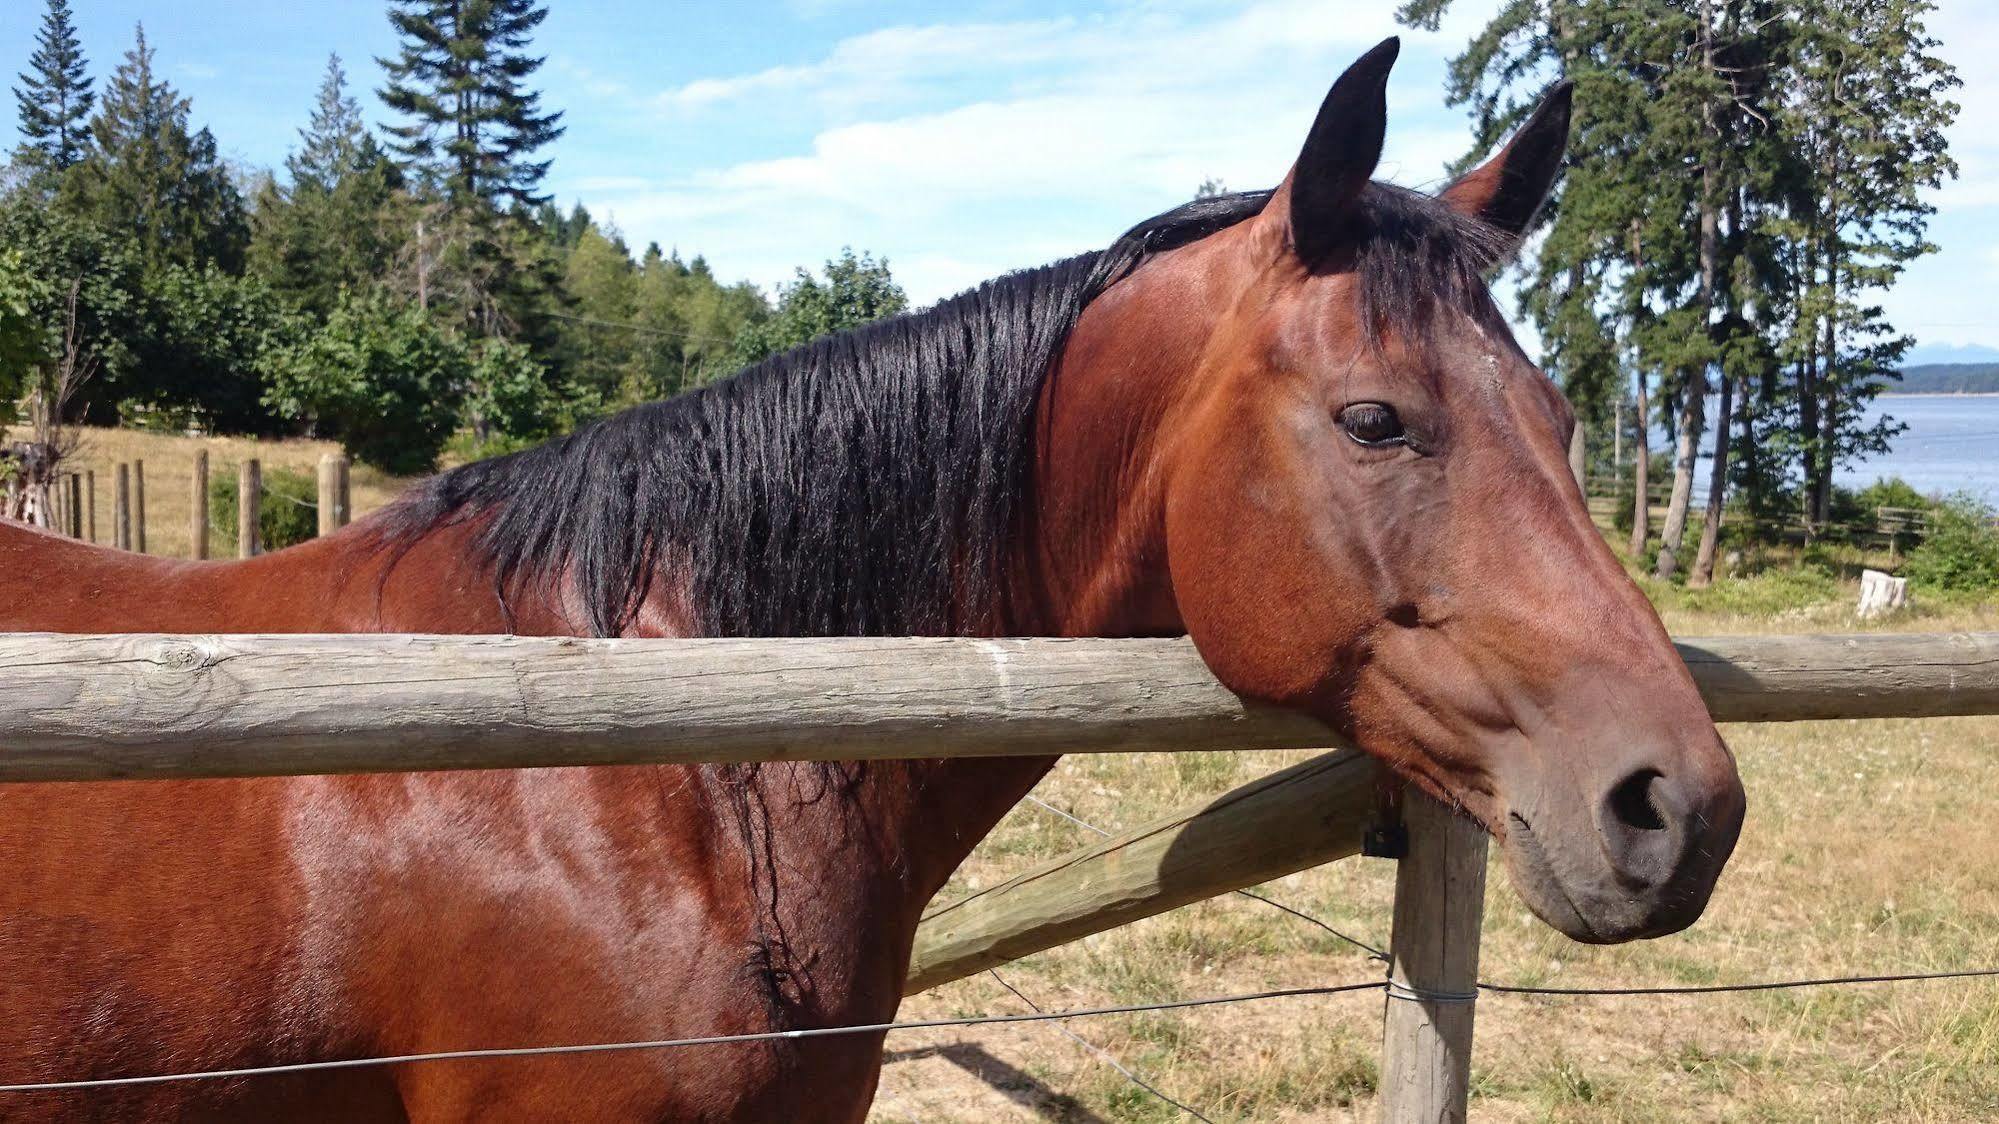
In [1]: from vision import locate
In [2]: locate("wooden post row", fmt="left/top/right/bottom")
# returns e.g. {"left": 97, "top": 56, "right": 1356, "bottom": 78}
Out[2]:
{"left": 238, "top": 458, "right": 261, "bottom": 559}
{"left": 113, "top": 463, "right": 131, "bottom": 551}
{"left": 190, "top": 450, "right": 209, "bottom": 560}
{"left": 132, "top": 459, "right": 146, "bottom": 554}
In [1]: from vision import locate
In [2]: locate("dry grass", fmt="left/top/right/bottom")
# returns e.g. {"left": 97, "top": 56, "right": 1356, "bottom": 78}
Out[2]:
{"left": 11, "top": 425, "right": 417, "bottom": 559}
{"left": 878, "top": 598, "right": 1999, "bottom": 1122}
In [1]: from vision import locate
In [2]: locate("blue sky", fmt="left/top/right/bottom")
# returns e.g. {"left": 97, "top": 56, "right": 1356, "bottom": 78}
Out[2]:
{"left": 7, "top": 0, "right": 1996, "bottom": 364}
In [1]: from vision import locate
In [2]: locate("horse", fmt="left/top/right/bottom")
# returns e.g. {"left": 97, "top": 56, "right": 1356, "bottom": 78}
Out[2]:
{"left": 0, "top": 39, "right": 1744, "bottom": 1122}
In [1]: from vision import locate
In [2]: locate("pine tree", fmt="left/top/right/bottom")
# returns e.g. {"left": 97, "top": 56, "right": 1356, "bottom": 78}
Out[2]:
{"left": 249, "top": 55, "right": 404, "bottom": 316}
{"left": 11, "top": 0, "right": 94, "bottom": 173}
{"left": 377, "top": 0, "right": 566, "bottom": 212}
{"left": 64, "top": 25, "right": 248, "bottom": 276}
{"left": 1773, "top": 0, "right": 1957, "bottom": 525}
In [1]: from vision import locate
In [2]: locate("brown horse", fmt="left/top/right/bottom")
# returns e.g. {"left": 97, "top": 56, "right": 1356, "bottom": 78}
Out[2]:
{"left": 0, "top": 40, "right": 1742, "bottom": 1122}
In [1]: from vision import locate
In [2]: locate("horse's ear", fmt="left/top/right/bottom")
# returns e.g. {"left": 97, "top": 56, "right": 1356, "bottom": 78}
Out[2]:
{"left": 1439, "top": 80, "right": 1573, "bottom": 243}
{"left": 1277, "top": 37, "right": 1399, "bottom": 263}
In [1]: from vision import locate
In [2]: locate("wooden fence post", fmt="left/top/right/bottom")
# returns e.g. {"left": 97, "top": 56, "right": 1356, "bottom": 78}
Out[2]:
{"left": 190, "top": 450, "right": 209, "bottom": 560}
{"left": 1379, "top": 791, "right": 1488, "bottom": 1124}
{"left": 113, "top": 464, "right": 131, "bottom": 551}
{"left": 132, "top": 458, "right": 146, "bottom": 553}
{"left": 49, "top": 473, "right": 66, "bottom": 535}
{"left": 1567, "top": 424, "right": 1587, "bottom": 497}
{"left": 238, "top": 459, "right": 261, "bottom": 559}
{"left": 84, "top": 469, "right": 95, "bottom": 542}
{"left": 66, "top": 473, "right": 82, "bottom": 538}
{"left": 317, "top": 453, "right": 350, "bottom": 535}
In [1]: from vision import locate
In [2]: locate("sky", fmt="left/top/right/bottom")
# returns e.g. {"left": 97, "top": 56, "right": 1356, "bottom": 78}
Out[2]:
{"left": 5, "top": 0, "right": 1996, "bottom": 365}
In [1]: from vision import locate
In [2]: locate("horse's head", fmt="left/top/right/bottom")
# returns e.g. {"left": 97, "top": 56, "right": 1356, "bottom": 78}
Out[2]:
{"left": 1049, "top": 39, "right": 1743, "bottom": 943}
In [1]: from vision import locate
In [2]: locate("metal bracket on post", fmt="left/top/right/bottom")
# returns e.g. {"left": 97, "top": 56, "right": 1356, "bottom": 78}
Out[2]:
{"left": 1378, "top": 792, "right": 1489, "bottom": 1124}
{"left": 1362, "top": 776, "right": 1407, "bottom": 859}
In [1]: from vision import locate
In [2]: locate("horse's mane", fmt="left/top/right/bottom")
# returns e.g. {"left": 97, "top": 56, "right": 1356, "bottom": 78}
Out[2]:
{"left": 377, "top": 184, "right": 1503, "bottom": 638}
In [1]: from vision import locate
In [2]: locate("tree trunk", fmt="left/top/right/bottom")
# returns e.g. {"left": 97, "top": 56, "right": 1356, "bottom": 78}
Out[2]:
{"left": 1653, "top": 371, "right": 1706, "bottom": 580}
{"left": 1690, "top": 372, "right": 1734, "bottom": 585}
{"left": 1626, "top": 221, "right": 1651, "bottom": 562}
{"left": 1661, "top": 0, "right": 1722, "bottom": 583}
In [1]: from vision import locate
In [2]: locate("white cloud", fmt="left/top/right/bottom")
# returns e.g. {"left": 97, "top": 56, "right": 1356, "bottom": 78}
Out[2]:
{"left": 577, "top": 0, "right": 1496, "bottom": 304}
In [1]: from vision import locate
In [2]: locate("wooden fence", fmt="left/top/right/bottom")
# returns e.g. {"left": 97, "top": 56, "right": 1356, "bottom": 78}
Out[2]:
{"left": 39, "top": 451, "right": 351, "bottom": 559}
{"left": 3, "top": 630, "right": 1995, "bottom": 1121}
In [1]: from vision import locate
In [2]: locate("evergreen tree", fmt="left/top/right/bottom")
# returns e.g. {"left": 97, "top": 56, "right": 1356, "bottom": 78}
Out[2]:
{"left": 11, "top": 0, "right": 94, "bottom": 173}
{"left": 1772, "top": 0, "right": 1957, "bottom": 525}
{"left": 249, "top": 55, "right": 404, "bottom": 316}
{"left": 377, "top": 0, "right": 565, "bottom": 212}
{"left": 64, "top": 25, "right": 248, "bottom": 276}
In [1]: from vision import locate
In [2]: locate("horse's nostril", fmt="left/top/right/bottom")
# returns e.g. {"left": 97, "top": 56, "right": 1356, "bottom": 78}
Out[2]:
{"left": 1608, "top": 769, "right": 1667, "bottom": 833}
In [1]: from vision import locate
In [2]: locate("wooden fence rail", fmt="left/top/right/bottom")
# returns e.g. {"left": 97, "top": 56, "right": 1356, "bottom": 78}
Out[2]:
{"left": 1, "top": 632, "right": 1994, "bottom": 784}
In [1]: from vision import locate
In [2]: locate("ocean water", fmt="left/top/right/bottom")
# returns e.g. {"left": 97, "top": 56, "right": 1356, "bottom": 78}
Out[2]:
{"left": 1662, "top": 395, "right": 1999, "bottom": 503}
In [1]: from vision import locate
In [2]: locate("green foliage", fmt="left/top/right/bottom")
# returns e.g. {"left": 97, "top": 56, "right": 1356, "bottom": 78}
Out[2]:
{"left": 465, "top": 335, "right": 561, "bottom": 446}
{"left": 208, "top": 465, "right": 318, "bottom": 552}
{"left": 1642, "top": 564, "right": 1844, "bottom": 616}
{"left": 12, "top": 0, "right": 94, "bottom": 174}
{"left": 1845, "top": 477, "right": 1932, "bottom": 519}
{"left": 1903, "top": 496, "right": 1999, "bottom": 593}
{"left": 730, "top": 249, "right": 907, "bottom": 368}
{"left": 0, "top": 248, "right": 57, "bottom": 421}
{"left": 247, "top": 55, "right": 404, "bottom": 318}
{"left": 0, "top": 193, "right": 148, "bottom": 414}
{"left": 135, "top": 265, "right": 296, "bottom": 433}
{"left": 61, "top": 25, "right": 247, "bottom": 276}
{"left": 265, "top": 292, "right": 467, "bottom": 474}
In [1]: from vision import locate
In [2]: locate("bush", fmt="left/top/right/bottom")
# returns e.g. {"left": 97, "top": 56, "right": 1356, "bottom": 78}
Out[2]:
{"left": 209, "top": 466, "right": 318, "bottom": 552}
{"left": 263, "top": 291, "right": 467, "bottom": 474}
{"left": 1902, "top": 495, "right": 1999, "bottom": 594}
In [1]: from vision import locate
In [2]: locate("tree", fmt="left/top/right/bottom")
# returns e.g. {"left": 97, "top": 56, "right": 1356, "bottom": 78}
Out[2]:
{"left": 1773, "top": 0, "right": 1957, "bottom": 526}
{"left": 64, "top": 25, "right": 248, "bottom": 276}
{"left": 249, "top": 55, "right": 404, "bottom": 316}
{"left": 730, "top": 249, "right": 907, "bottom": 368}
{"left": 558, "top": 221, "right": 638, "bottom": 407}
{"left": 11, "top": 0, "right": 94, "bottom": 174}
{"left": 378, "top": 0, "right": 565, "bottom": 213}
{"left": 265, "top": 291, "right": 470, "bottom": 474}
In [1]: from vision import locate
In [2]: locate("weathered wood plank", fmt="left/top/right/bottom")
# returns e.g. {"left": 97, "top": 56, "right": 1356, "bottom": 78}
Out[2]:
{"left": 0, "top": 632, "right": 1995, "bottom": 783}
{"left": 904, "top": 748, "right": 1380, "bottom": 992}
{"left": 0, "top": 634, "right": 1328, "bottom": 782}
{"left": 1678, "top": 631, "right": 1999, "bottom": 721}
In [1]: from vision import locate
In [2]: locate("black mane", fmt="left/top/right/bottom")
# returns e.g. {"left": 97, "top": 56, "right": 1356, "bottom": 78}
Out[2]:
{"left": 378, "top": 185, "right": 1502, "bottom": 638}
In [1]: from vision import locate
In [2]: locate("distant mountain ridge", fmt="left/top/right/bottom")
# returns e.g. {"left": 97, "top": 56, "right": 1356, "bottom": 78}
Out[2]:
{"left": 1884, "top": 363, "right": 1999, "bottom": 394}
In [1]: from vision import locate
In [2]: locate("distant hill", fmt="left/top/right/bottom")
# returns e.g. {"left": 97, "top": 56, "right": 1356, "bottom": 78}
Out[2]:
{"left": 1884, "top": 363, "right": 1999, "bottom": 394}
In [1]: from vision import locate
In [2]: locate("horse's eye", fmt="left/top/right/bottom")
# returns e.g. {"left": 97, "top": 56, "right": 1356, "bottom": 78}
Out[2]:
{"left": 1339, "top": 402, "right": 1405, "bottom": 447}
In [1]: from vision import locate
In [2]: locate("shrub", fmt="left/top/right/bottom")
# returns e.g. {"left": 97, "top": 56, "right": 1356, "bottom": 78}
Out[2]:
{"left": 209, "top": 466, "right": 318, "bottom": 552}
{"left": 263, "top": 291, "right": 467, "bottom": 474}
{"left": 1902, "top": 495, "right": 1999, "bottom": 593}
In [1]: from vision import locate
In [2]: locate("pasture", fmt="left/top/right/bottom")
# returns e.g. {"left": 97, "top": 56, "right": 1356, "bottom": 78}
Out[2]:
{"left": 876, "top": 612, "right": 1999, "bottom": 1122}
